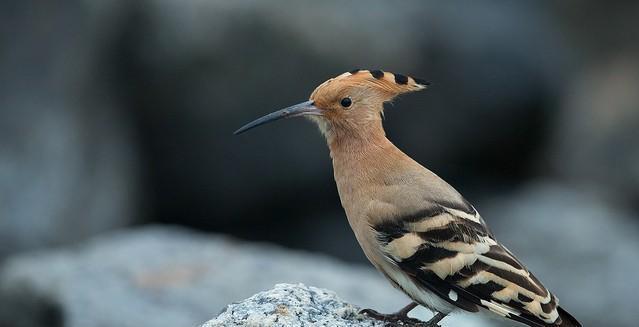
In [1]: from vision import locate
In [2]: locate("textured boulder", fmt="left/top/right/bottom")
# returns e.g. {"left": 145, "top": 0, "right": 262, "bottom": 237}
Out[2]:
{"left": 0, "top": 226, "right": 491, "bottom": 327}
{"left": 202, "top": 283, "right": 385, "bottom": 327}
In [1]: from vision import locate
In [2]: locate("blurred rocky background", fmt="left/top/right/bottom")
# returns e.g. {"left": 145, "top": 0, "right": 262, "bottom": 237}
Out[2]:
{"left": 1, "top": 1, "right": 638, "bottom": 326}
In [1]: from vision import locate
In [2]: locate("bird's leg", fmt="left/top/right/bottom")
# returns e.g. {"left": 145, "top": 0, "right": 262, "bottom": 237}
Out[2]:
{"left": 424, "top": 312, "right": 446, "bottom": 327}
{"left": 359, "top": 302, "right": 421, "bottom": 323}
{"left": 395, "top": 302, "right": 419, "bottom": 317}
{"left": 360, "top": 304, "right": 447, "bottom": 327}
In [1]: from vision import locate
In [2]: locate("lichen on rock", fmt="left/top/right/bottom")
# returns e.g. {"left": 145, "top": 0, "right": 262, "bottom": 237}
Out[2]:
{"left": 202, "top": 283, "right": 386, "bottom": 327}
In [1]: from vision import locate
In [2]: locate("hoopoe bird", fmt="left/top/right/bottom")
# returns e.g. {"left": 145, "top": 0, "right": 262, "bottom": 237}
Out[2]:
{"left": 235, "top": 70, "right": 581, "bottom": 327}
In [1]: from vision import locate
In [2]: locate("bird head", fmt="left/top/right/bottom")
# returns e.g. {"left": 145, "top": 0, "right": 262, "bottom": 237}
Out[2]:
{"left": 234, "top": 69, "right": 429, "bottom": 139}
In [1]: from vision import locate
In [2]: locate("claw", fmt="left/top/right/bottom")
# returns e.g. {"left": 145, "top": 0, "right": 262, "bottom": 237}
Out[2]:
{"left": 359, "top": 308, "right": 428, "bottom": 326}
{"left": 359, "top": 308, "right": 391, "bottom": 321}
{"left": 359, "top": 308, "right": 446, "bottom": 327}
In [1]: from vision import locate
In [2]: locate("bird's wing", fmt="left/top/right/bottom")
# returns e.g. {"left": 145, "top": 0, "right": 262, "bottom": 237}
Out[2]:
{"left": 373, "top": 200, "right": 563, "bottom": 327}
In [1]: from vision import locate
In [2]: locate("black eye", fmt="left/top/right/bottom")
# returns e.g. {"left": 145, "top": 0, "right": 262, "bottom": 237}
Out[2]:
{"left": 340, "top": 97, "right": 352, "bottom": 108}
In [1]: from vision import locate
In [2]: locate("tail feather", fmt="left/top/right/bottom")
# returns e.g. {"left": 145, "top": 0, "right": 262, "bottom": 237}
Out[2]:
{"left": 557, "top": 306, "right": 581, "bottom": 327}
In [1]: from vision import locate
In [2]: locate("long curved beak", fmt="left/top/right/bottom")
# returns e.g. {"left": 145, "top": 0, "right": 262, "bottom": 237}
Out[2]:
{"left": 234, "top": 100, "right": 321, "bottom": 135}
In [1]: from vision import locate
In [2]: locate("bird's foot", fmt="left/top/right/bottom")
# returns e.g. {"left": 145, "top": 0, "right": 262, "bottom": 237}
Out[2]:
{"left": 423, "top": 312, "right": 446, "bottom": 327}
{"left": 359, "top": 308, "right": 426, "bottom": 326}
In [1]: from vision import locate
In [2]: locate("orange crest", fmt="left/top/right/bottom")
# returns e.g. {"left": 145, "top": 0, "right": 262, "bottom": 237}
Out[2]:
{"left": 310, "top": 69, "right": 429, "bottom": 104}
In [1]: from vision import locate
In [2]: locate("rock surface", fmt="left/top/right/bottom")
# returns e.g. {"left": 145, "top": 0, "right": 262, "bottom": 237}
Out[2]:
{"left": 202, "top": 283, "right": 385, "bottom": 327}
{"left": 0, "top": 226, "right": 491, "bottom": 327}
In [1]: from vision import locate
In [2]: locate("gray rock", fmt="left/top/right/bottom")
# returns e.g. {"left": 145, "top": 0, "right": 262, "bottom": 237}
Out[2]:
{"left": 202, "top": 283, "right": 385, "bottom": 327}
{"left": 0, "top": 226, "right": 492, "bottom": 327}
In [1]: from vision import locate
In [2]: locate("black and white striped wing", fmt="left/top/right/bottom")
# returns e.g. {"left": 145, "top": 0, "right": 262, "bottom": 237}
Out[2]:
{"left": 374, "top": 202, "right": 565, "bottom": 327}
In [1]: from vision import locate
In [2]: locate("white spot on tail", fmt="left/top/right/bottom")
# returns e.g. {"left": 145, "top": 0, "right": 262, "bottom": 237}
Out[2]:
{"left": 448, "top": 290, "right": 458, "bottom": 301}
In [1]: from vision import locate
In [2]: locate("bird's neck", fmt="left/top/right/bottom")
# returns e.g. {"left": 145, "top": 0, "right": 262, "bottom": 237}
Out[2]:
{"left": 327, "top": 124, "right": 417, "bottom": 259}
{"left": 327, "top": 124, "right": 409, "bottom": 209}
{"left": 328, "top": 127, "right": 390, "bottom": 161}
{"left": 327, "top": 119, "right": 399, "bottom": 164}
